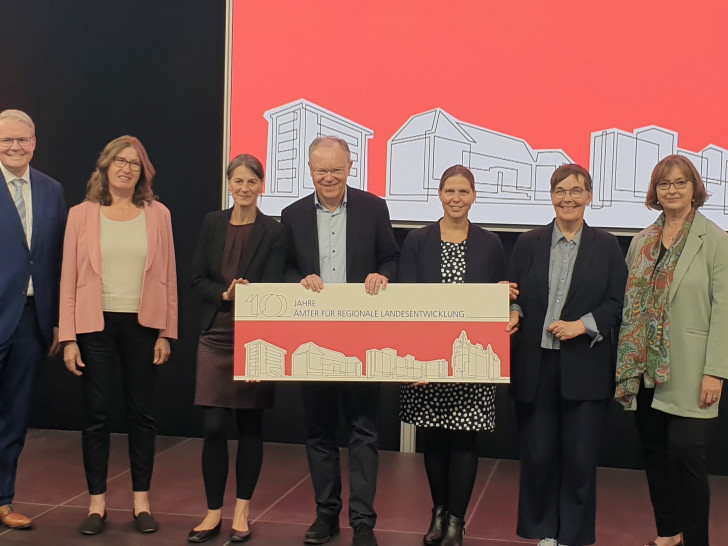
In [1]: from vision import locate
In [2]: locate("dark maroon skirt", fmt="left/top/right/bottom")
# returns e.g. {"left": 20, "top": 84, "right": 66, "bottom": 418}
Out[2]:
{"left": 194, "top": 311, "right": 274, "bottom": 409}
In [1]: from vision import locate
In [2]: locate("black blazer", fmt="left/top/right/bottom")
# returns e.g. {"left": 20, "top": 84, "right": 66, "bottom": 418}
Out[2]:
{"left": 398, "top": 220, "right": 505, "bottom": 283}
{"left": 280, "top": 186, "right": 399, "bottom": 283}
{"left": 509, "top": 221, "right": 627, "bottom": 402}
{"left": 191, "top": 208, "right": 286, "bottom": 331}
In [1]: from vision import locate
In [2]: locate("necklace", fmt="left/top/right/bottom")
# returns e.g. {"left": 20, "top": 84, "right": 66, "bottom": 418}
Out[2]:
{"left": 663, "top": 228, "right": 679, "bottom": 247}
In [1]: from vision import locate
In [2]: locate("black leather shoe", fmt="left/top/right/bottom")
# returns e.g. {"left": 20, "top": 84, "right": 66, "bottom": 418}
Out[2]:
{"left": 304, "top": 517, "right": 340, "bottom": 544}
{"left": 440, "top": 514, "right": 465, "bottom": 546}
{"left": 352, "top": 523, "right": 378, "bottom": 546}
{"left": 230, "top": 526, "right": 252, "bottom": 542}
{"left": 188, "top": 520, "right": 222, "bottom": 543}
{"left": 79, "top": 511, "right": 107, "bottom": 535}
{"left": 133, "top": 511, "right": 158, "bottom": 533}
{"left": 424, "top": 506, "right": 447, "bottom": 545}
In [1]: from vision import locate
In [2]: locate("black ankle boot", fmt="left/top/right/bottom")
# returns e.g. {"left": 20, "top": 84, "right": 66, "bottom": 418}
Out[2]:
{"left": 439, "top": 514, "right": 465, "bottom": 546}
{"left": 423, "top": 506, "right": 447, "bottom": 545}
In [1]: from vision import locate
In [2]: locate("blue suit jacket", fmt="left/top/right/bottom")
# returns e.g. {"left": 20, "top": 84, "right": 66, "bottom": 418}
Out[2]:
{"left": 508, "top": 221, "right": 627, "bottom": 402}
{"left": 0, "top": 167, "right": 66, "bottom": 346}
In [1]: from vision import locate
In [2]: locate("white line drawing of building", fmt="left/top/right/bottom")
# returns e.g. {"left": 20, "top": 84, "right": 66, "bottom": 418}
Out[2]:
{"left": 590, "top": 126, "right": 728, "bottom": 213}
{"left": 386, "top": 108, "right": 573, "bottom": 205}
{"left": 258, "top": 99, "right": 373, "bottom": 213}
{"left": 366, "top": 348, "right": 448, "bottom": 381}
{"left": 292, "top": 342, "right": 363, "bottom": 378}
{"left": 244, "top": 339, "right": 287, "bottom": 378}
{"left": 452, "top": 331, "right": 503, "bottom": 381}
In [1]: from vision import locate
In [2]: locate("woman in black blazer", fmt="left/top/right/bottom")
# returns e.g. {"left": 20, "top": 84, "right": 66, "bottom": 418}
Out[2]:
{"left": 188, "top": 154, "right": 286, "bottom": 543}
{"left": 507, "top": 164, "right": 627, "bottom": 546}
{"left": 399, "top": 165, "right": 506, "bottom": 546}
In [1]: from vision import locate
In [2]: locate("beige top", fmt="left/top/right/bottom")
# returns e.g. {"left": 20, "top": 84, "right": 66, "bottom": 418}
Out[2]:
{"left": 100, "top": 210, "right": 147, "bottom": 312}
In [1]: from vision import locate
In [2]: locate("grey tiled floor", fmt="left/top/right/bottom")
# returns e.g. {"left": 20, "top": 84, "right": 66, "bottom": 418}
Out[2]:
{"left": 2, "top": 429, "right": 727, "bottom": 545}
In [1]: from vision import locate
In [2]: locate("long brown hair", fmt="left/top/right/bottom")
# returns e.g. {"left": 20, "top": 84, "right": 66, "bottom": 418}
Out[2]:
{"left": 86, "top": 135, "right": 157, "bottom": 206}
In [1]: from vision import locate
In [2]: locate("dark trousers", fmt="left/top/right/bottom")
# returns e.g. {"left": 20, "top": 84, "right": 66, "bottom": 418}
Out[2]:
{"left": 635, "top": 386, "right": 710, "bottom": 546}
{"left": 201, "top": 406, "right": 264, "bottom": 509}
{"left": 422, "top": 428, "right": 478, "bottom": 519}
{"left": 0, "top": 299, "right": 47, "bottom": 505}
{"left": 77, "top": 312, "right": 158, "bottom": 495}
{"left": 301, "top": 381, "right": 380, "bottom": 528}
{"left": 515, "top": 350, "right": 607, "bottom": 546}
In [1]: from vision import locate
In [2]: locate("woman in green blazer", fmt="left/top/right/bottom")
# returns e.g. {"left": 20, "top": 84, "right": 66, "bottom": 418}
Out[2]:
{"left": 616, "top": 155, "right": 728, "bottom": 546}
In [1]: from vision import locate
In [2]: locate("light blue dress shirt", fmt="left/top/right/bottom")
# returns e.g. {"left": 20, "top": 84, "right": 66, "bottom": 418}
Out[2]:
{"left": 541, "top": 223, "right": 600, "bottom": 349}
{"left": 315, "top": 189, "right": 347, "bottom": 284}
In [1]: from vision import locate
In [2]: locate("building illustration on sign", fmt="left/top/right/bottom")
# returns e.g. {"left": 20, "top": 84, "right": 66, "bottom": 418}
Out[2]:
{"left": 258, "top": 99, "right": 373, "bottom": 212}
{"left": 386, "top": 108, "right": 573, "bottom": 205}
{"left": 242, "top": 331, "right": 505, "bottom": 383}
{"left": 590, "top": 126, "right": 728, "bottom": 212}
{"left": 292, "top": 342, "right": 363, "bottom": 378}
{"left": 365, "top": 348, "right": 448, "bottom": 381}
{"left": 244, "top": 340, "right": 287, "bottom": 378}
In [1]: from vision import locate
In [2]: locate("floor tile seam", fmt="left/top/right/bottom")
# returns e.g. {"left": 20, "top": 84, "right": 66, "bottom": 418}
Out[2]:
{"left": 152, "top": 436, "right": 195, "bottom": 458}
{"left": 250, "top": 472, "right": 313, "bottom": 522}
{"left": 465, "top": 458, "right": 500, "bottom": 529}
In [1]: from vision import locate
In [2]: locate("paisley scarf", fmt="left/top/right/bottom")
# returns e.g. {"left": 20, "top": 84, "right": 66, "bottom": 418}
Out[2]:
{"left": 615, "top": 210, "right": 695, "bottom": 408}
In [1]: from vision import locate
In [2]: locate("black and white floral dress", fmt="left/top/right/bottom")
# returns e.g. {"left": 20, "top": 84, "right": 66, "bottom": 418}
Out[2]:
{"left": 399, "top": 240, "right": 496, "bottom": 431}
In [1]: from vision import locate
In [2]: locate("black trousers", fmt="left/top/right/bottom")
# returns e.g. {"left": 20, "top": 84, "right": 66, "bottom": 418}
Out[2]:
{"left": 301, "top": 381, "right": 379, "bottom": 528}
{"left": 200, "top": 406, "right": 264, "bottom": 509}
{"left": 422, "top": 428, "right": 479, "bottom": 519}
{"left": 635, "top": 386, "right": 711, "bottom": 546}
{"left": 77, "top": 312, "right": 158, "bottom": 495}
{"left": 0, "top": 298, "right": 47, "bottom": 505}
{"left": 515, "top": 350, "right": 607, "bottom": 546}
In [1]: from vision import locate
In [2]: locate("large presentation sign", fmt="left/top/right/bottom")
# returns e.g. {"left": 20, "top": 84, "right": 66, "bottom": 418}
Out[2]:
{"left": 226, "top": 0, "right": 728, "bottom": 230}
{"left": 233, "top": 284, "right": 510, "bottom": 383}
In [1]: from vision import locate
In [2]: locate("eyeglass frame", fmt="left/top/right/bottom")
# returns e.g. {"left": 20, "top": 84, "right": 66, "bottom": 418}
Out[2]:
{"left": 551, "top": 187, "right": 587, "bottom": 198}
{"left": 0, "top": 136, "right": 35, "bottom": 148}
{"left": 112, "top": 156, "right": 143, "bottom": 172}
{"left": 656, "top": 179, "right": 693, "bottom": 191}
{"left": 310, "top": 166, "right": 349, "bottom": 177}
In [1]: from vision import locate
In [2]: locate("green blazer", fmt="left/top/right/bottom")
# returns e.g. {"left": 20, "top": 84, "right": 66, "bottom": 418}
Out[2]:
{"left": 626, "top": 210, "right": 728, "bottom": 418}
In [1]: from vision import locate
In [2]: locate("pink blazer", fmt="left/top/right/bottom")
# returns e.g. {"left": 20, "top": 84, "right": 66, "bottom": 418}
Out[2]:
{"left": 59, "top": 200, "right": 178, "bottom": 342}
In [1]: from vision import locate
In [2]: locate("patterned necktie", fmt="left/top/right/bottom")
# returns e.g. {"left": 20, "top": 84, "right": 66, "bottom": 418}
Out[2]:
{"left": 11, "top": 178, "right": 27, "bottom": 234}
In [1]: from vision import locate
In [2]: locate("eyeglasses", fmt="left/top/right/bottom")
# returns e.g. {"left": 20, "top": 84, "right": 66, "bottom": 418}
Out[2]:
{"left": 113, "top": 156, "right": 142, "bottom": 172}
{"left": 656, "top": 179, "right": 692, "bottom": 191}
{"left": 552, "top": 187, "right": 586, "bottom": 198}
{"left": 0, "top": 136, "right": 34, "bottom": 148}
{"left": 311, "top": 167, "right": 347, "bottom": 177}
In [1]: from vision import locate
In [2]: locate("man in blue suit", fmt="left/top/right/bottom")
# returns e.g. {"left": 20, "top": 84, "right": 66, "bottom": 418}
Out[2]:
{"left": 0, "top": 109, "right": 66, "bottom": 530}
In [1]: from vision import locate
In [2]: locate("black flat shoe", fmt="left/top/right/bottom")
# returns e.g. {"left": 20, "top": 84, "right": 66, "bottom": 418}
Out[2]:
{"left": 230, "top": 526, "right": 252, "bottom": 542}
{"left": 79, "top": 511, "right": 107, "bottom": 535}
{"left": 188, "top": 520, "right": 222, "bottom": 543}
{"left": 133, "top": 511, "right": 158, "bottom": 533}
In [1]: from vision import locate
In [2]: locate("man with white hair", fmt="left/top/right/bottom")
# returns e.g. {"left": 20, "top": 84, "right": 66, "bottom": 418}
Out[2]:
{"left": 0, "top": 109, "right": 66, "bottom": 530}
{"left": 281, "top": 135, "right": 399, "bottom": 546}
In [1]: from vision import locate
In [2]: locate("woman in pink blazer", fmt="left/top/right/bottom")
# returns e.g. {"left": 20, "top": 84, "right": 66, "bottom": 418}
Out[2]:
{"left": 59, "top": 136, "right": 178, "bottom": 536}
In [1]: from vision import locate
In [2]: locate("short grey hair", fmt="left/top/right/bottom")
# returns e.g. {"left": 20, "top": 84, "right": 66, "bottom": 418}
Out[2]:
{"left": 308, "top": 136, "right": 351, "bottom": 161}
{"left": 0, "top": 109, "right": 35, "bottom": 134}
